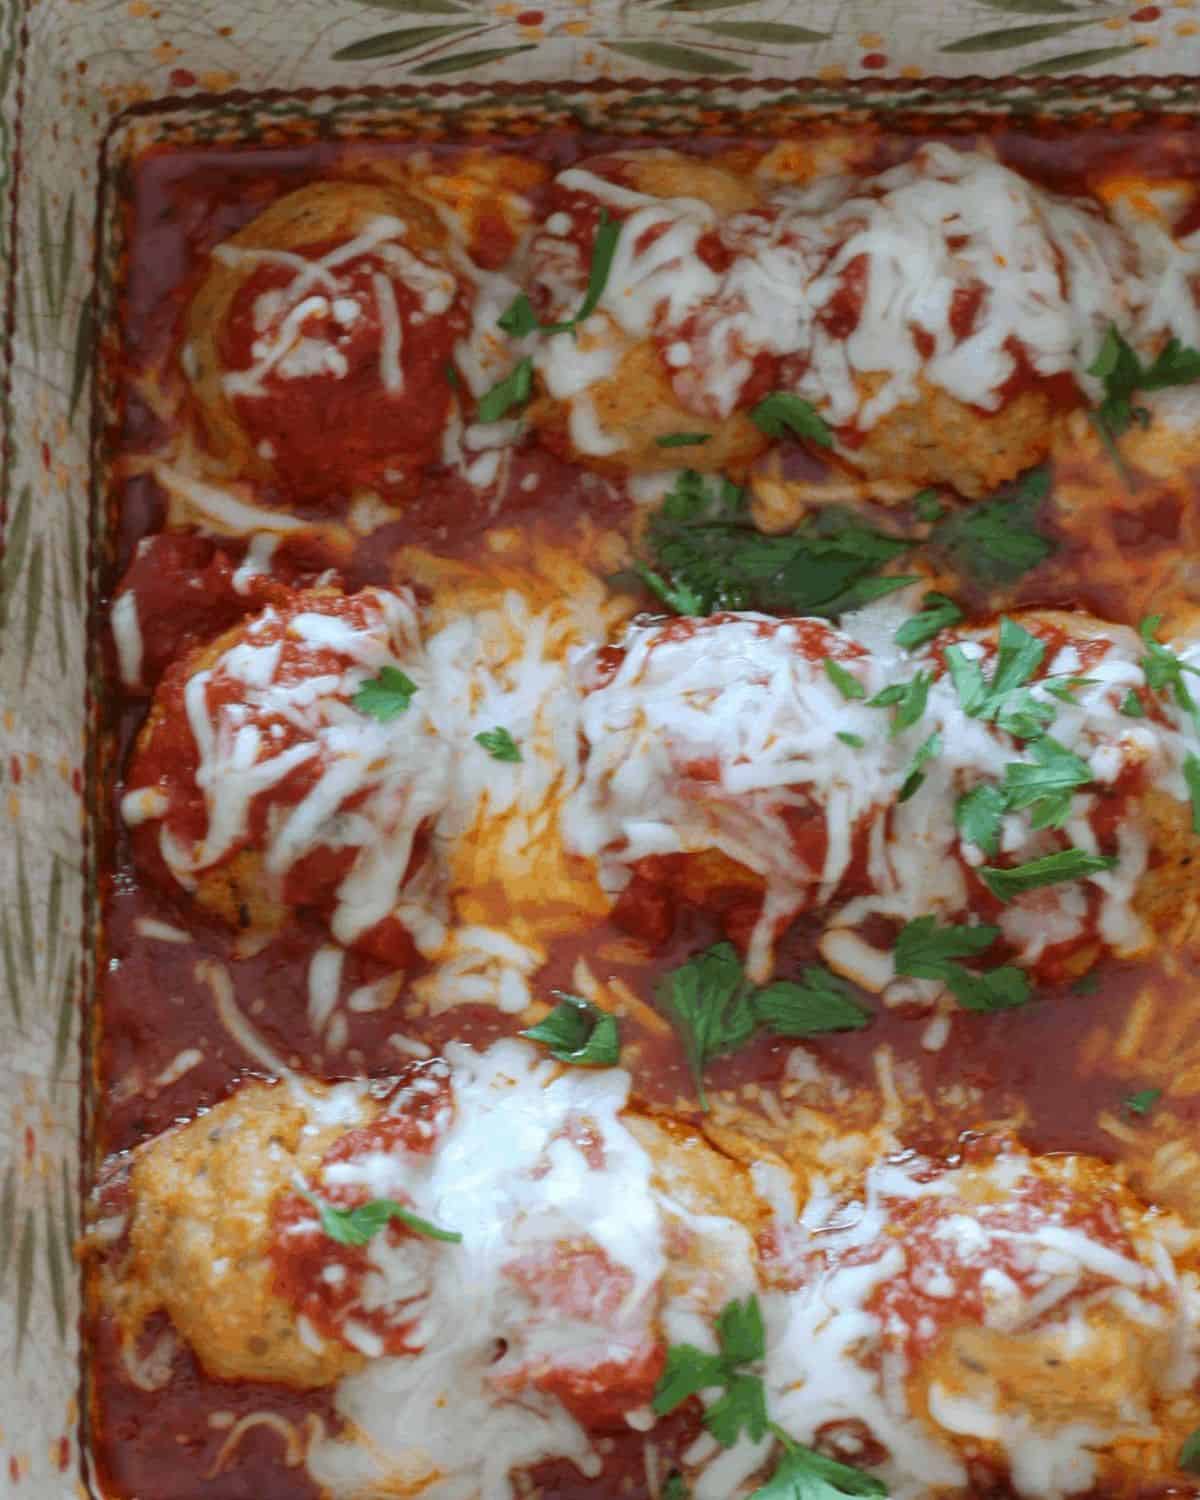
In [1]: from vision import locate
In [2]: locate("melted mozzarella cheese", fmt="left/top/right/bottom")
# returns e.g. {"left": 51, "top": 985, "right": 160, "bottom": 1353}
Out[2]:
{"left": 532, "top": 144, "right": 1194, "bottom": 449}
{"left": 305, "top": 1039, "right": 667, "bottom": 1499}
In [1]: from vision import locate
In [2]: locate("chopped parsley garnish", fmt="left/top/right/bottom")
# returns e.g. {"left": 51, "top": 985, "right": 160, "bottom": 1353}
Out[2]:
{"left": 955, "top": 783, "right": 1008, "bottom": 858}
{"left": 944, "top": 617, "right": 1054, "bottom": 741}
{"left": 899, "top": 730, "right": 942, "bottom": 803}
{"left": 653, "top": 1296, "right": 768, "bottom": 1448}
{"left": 912, "top": 488, "right": 945, "bottom": 524}
{"left": 1179, "top": 1425, "right": 1200, "bottom": 1475}
{"left": 521, "top": 993, "right": 620, "bottom": 1067}
{"left": 352, "top": 666, "right": 419, "bottom": 722}
{"left": 633, "top": 470, "right": 915, "bottom": 620}
{"left": 1185, "top": 752, "right": 1200, "bottom": 834}
{"left": 1140, "top": 614, "right": 1200, "bottom": 728}
{"left": 931, "top": 465, "right": 1055, "bottom": 584}
{"left": 444, "top": 361, "right": 461, "bottom": 388}
{"left": 1042, "top": 675, "right": 1097, "bottom": 703}
{"left": 749, "top": 1429, "right": 886, "bottom": 1500}
{"left": 1089, "top": 325, "right": 1200, "bottom": 445}
{"left": 655, "top": 943, "right": 870, "bottom": 1108}
{"left": 499, "top": 211, "right": 621, "bottom": 339}
{"left": 662, "top": 1475, "right": 691, "bottom": 1500}
{"left": 894, "top": 591, "right": 963, "bottom": 651}
{"left": 1124, "top": 1086, "right": 1162, "bottom": 1117}
{"left": 869, "top": 671, "right": 932, "bottom": 738}
{"left": 1120, "top": 690, "right": 1146, "bottom": 718}
{"left": 1071, "top": 971, "right": 1101, "bottom": 996}
{"left": 836, "top": 731, "right": 865, "bottom": 748}
{"left": 823, "top": 657, "right": 866, "bottom": 701}
{"left": 475, "top": 726, "right": 522, "bottom": 763}
{"left": 1000, "top": 736, "right": 1093, "bottom": 830}
{"left": 894, "top": 916, "right": 1031, "bottom": 1013}
{"left": 655, "top": 432, "right": 712, "bottom": 448}
{"left": 303, "top": 1193, "right": 462, "bottom": 1247}
{"left": 750, "top": 392, "right": 833, "bottom": 448}
{"left": 477, "top": 356, "right": 533, "bottom": 422}
{"left": 979, "top": 848, "right": 1117, "bottom": 903}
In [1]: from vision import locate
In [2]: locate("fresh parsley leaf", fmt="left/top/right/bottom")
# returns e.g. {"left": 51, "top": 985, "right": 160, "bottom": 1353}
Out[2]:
{"left": 1124, "top": 1086, "right": 1162, "bottom": 1116}
{"left": 750, "top": 392, "right": 833, "bottom": 448}
{"left": 497, "top": 292, "right": 539, "bottom": 338}
{"left": 894, "top": 592, "right": 963, "bottom": 651}
{"left": 1042, "top": 675, "right": 1097, "bottom": 704}
{"left": 1089, "top": 326, "right": 1200, "bottom": 447}
{"left": 444, "top": 361, "right": 461, "bottom": 388}
{"left": 749, "top": 1431, "right": 886, "bottom": 1500}
{"left": 912, "top": 489, "right": 945, "bottom": 523}
{"left": 541, "top": 210, "right": 620, "bottom": 334}
{"left": 304, "top": 1193, "right": 462, "bottom": 1247}
{"left": 894, "top": 916, "right": 1031, "bottom": 1014}
{"left": 1179, "top": 1425, "right": 1200, "bottom": 1475}
{"left": 955, "top": 783, "right": 1008, "bottom": 857}
{"left": 1071, "top": 971, "right": 1101, "bottom": 995}
{"left": 717, "top": 1294, "right": 766, "bottom": 1365}
{"left": 1120, "top": 689, "right": 1146, "bottom": 718}
{"left": 836, "top": 731, "right": 865, "bottom": 748}
{"left": 867, "top": 684, "right": 906, "bottom": 708}
{"left": 655, "top": 943, "right": 756, "bottom": 1109}
{"left": 1001, "top": 737, "right": 1093, "bottom": 830}
{"left": 652, "top": 1345, "right": 728, "bottom": 1414}
{"left": 752, "top": 969, "right": 870, "bottom": 1037}
{"left": 980, "top": 848, "right": 1118, "bottom": 903}
{"left": 991, "top": 616, "right": 1046, "bottom": 697}
{"left": 662, "top": 1474, "right": 691, "bottom": 1500}
{"left": 823, "top": 657, "right": 866, "bottom": 700}
{"left": 475, "top": 726, "right": 522, "bottom": 763}
{"left": 882, "top": 670, "right": 932, "bottom": 737}
{"left": 1186, "top": 752, "right": 1200, "bottom": 834}
{"left": 656, "top": 432, "right": 712, "bottom": 448}
{"left": 655, "top": 1296, "right": 769, "bottom": 1448}
{"left": 477, "top": 357, "right": 533, "bottom": 422}
{"left": 638, "top": 478, "right": 913, "bottom": 620}
{"left": 353, "top": 666, "right": 418, "bottom": 722}
{"left": 521, "top": 993, "right": 620, "bottom": 1067}
{"left": 944, "top": 645, "right": 987, "bottom": 716}
{"left": 899, "top": 729, "right": 941, "bottom": 802}
{"left": 1140, "top": 614, "right": 1200, "bottom": 727}
{"left": 945, "top": 619, "right": 1054, "bottom": 741}
{"left": 706, "top": 1372, "right": 769, "bottom": 1447}
{"left": 932, "top": 465, "right": 1055, "bottom": 584}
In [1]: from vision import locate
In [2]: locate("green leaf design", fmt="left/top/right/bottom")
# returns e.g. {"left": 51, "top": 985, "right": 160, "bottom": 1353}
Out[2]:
{"left": 45, "top": 856, "right": 63, "bottom": 988}
{"left": 1, "top": 910, "right": 21, "bottom": 1025}
{"left": 15, "top": 1210, "right": 34, "bottom": 1356}
{"left": 941, "top": 18, "right": 1094, "bottom": 51}
{"left": 975, "top": 0, "right": 1078, "bottom": 11}
{"left": 349, "top": 0, "right": 475, "bottom": 10}
{"left": 21, "top": 536, "right": 45, "bottom": 684}
{"left": 702, "top": 21, "right": 830, "bottom": 42}
{"left": 15, "top": 837, "right": 34, "bottom": 983}
{"left": 61, "top": 1157, "right": 76, "bottom": 1249}
{"left": 660, "top": 0, "right": 762, "bottom": 9}
{"left": 22, "top": 258, "right": 39, "bottom": 356}
{"left": 50, "top": 549, "right": 68, "bottom": 676}
{"left": 0, "top": 483, "right": 32, "bottom": 632}
{"left": 411, "top": 42, "right": 537, "bottom": 72}
{"left": 0, "top": 1163, "right": 15, "bottom": 1282}
{"left": 53, "top": 954, "right": 77, "bottom": 1079}
{"left": 56, "top": 193, "right": 76, "bottom": 328}
{"left": 601, "top": 39, "right": 750, "bottom": 73}
{"left": 333, "top": 22, "right": 479, "bottom": 59}
{"left": 44, "top": 1185, "right": 66, "bottom": 1341}
{"left": 1017, "top": 42, "right": 1144, "bottom": 72}
{"left": 69, "top": 296, "right": 95, "bottom": 421}
{"left": 38, "top": 188, "right": 57, "bottom": 320}
{"left": 64, "top": 496, "right": 83, "bottom": 602}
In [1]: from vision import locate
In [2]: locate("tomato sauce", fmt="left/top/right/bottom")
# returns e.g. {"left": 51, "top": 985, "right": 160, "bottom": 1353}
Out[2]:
{"left": 87, "top": 118, "right": 1200, "bottom": 1500}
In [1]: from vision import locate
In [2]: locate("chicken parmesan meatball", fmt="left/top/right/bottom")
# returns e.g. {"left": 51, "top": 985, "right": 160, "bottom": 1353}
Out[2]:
{"left": 185, "top": 181, "right": 470, "bottom": 503}
{"left": 565, "top": 606, "right": 1200, "bottom": 989}
{"left": 760, "top": 1136, "right": 1200, "bottom": 1499}
{"left": 101, "top": 1041, "right": 766, "bottom": 1494}
{"left": 121, "top": 585, "right": 449, "bottom": 963}
{"left": 524, "top": 143, "right": 1180, "bottom": 499}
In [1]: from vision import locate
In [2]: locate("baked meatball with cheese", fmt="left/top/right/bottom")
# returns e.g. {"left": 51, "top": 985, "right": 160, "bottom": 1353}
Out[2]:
{"left": 524, "top": 144, "right": 1165, "bottom": 499}
{"left": 566, "top": 607, "right": 1200, "bottom": 989}
{"left": 121, "top": 585, "right": 448, "bottom": 963}
{"left": 185, "top": 181, "right": 470, "bottom": 503}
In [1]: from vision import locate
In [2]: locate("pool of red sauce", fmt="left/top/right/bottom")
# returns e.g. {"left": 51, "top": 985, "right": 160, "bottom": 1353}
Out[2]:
{"left": 89, "top": 122, "right": 1200, "bottom": 1500}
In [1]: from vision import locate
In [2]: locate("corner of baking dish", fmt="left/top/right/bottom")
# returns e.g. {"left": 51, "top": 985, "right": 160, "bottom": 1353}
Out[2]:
{"left": 4, "top": 0, "right": 1200, "bottom": 1487}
